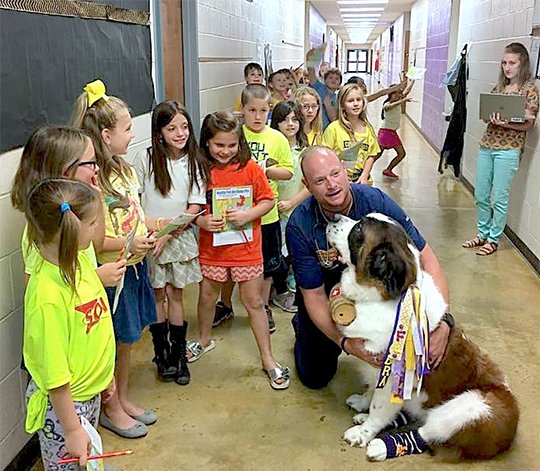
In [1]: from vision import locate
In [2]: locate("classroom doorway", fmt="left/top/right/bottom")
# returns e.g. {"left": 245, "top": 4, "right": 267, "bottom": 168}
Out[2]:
{"left": 346, "top": 49, "right": 369, "bottom": 73}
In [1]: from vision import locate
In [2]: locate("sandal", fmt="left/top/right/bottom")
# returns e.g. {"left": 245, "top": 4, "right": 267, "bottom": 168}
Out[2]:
{"left": 476, "top": 242, "right": 498, "bottom": 256}
{"left": 186, "top": 340, "right": 216, "bottom": 363}
{"left": 265, "top": 364, "right": 290, "bottom": 390}
{"left": 462, "top": 236, "right": 486, "bottom": 248}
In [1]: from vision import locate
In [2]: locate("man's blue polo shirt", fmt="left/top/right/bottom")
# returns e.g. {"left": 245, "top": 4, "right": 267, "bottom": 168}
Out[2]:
{"left": 286, "top": 184, "right": 426, "bottom": 291}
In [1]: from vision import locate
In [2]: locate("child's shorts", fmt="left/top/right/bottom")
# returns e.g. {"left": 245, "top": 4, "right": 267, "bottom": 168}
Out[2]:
{"left": 201, "top": 263, "right": 263, "bottom": 283}
{"left": 378, "top": 128, "right": 402, "bottom": 149}
{"left": 105, "top": 258, "right": 157, "bottom": 344}
{"left": 262, "top": 220, "right": 283, "bottom": 277}
{"left": 26, "top": 380, "right": 100, "bottom": 471}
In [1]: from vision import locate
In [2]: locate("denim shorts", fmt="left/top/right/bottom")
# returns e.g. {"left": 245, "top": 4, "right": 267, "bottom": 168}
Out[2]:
{"left": 262, "top": 220, "right": 283, "bottom": 277}
{"left": 105, "top": 258, "right": 157, "bottom": 344}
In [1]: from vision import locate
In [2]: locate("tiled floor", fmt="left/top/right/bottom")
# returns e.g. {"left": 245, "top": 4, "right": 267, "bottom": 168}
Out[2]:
{"left": 31, "top": 93, "right": 539, "bottom": 470}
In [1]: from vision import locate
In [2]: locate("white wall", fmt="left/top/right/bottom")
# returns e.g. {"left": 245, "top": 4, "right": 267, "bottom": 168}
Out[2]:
{"left": 197, "top": 0, "right": 305, "bottom": 118}
{"left": 407, "top": 0, "right": 429, "bottom": 128}
{"left": 0, "top": 114, "right": 150, "bottom": 469}
{"left": 457, "top": 0, "right": 540, "bottom": 258}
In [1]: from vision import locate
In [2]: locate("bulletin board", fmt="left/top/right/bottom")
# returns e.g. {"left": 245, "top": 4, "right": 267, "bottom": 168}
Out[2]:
{"left": 0, "top": 0, "right": 154, "bottom": 152}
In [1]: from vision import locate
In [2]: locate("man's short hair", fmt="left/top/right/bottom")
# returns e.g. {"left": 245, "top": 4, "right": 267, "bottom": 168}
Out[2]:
{"left": 300, "top": 145, "right": 338, "bottom": 177}
{"left": 244, "top": 62, "right": 263, "bottom": 77}
{"left": 324, "top": 68, "right": 342, "bottom": 83}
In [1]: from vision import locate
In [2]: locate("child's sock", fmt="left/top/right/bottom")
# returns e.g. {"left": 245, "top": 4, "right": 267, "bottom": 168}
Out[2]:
{"left": 374, "top": 429, "right": 429, "bottom": 459}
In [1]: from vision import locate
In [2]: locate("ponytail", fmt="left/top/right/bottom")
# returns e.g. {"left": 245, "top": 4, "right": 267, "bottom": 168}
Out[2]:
{"left": 26, "top": 179, "right": 99, "bottom": 292}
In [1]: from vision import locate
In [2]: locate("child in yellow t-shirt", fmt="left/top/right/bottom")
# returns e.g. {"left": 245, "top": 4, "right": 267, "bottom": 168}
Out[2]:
{"left": 71, "top": 79, "right": 156, "bottom": 438}
{"left": 23, "top": 179, "right": 115, "bottom": 470}
{"left": 233, "top": 62, "right": 264, "bottom": 112}
{"left": 323, "top": 83, "right": 380, "bottom": 185}
{"left": 241, "top": 84, "right": 295, "bottom": 326}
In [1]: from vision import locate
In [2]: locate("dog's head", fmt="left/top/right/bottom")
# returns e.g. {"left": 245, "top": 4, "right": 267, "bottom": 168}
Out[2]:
{"left": 327, "top": 213, "right": 418, "bottom": 300}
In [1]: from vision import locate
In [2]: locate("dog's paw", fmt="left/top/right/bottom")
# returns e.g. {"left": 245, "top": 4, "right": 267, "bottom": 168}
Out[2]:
{"left": 346, "top": 393, "right": 371, "bottom": 412}
{"left": 366, "top": 438, "right": 387, "bottom": 461}
{"left": 353, "top": 413, "right": 369, "bottom": 425}
{"left": 343, "top": 425, "right": 375, "bottom": 448}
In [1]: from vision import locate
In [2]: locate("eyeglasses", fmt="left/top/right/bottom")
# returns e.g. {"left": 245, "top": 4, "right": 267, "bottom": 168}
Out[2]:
{"left": 301, "top": 104, "right": 320, "bottom": 111}
{"left": 77, "top": 160, "right": 98, "bottom": 170}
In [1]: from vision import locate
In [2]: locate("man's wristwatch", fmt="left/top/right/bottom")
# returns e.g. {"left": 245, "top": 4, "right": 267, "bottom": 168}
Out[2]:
{"left": 340, "top": 336, "right": 350, "bottom": 355}
{"left": 441, "top": 312, "right": 455, "bottom": 329}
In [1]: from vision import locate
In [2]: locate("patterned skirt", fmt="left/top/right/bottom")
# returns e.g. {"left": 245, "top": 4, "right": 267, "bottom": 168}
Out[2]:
{"left": 148, "top": 228, "right": 202, "bottom": 289}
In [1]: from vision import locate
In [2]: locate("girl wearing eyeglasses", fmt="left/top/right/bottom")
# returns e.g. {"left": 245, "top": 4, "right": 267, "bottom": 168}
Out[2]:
{"left": 11, "top": 125, "right": 127, "bottom": 288}
{"left": 294, "top": 86, "right": 324, "bottom": 146}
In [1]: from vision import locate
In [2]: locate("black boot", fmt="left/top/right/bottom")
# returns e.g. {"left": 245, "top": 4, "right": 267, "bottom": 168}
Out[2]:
{"left": 169, "top": 322, "right": 190, "bottom": 386}
{"left": 149, "top": 322, "right": 177, "bottom": 381}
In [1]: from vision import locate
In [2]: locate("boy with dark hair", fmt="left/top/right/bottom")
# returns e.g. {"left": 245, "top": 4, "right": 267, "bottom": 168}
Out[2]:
{"left": 233, "top": 62, "right": 264, "bottom": 112}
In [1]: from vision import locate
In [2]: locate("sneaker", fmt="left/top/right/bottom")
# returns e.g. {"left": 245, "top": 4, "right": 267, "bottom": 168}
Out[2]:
{"left": 265, "top": 305, "right": 276, "bottom": 334}
{"left": 213, "top": 301, "right": 234, "bottom": 327}
{"left": 272, "top": 290, "right": 298, "bottom": 313}
{"left": 286, "top": 273, "right": 296, "bottom": 293}
{"left": 382, "top": 169, "right": 399, "bottom": 179}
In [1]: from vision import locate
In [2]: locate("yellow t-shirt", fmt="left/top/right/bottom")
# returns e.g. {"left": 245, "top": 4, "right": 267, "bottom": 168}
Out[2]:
{"left": 277, "top": 147, "right": 305, "bottom": 218}
{"left": 233, "top": 93, "right": 243, "bottom": 112}
{"left": 323, "top": 120, "right": 380, "bottom": 184}
{"left": 21, "top": 224, "right": 97, "bottom": 276}
{"left": 242, "top": 125, "right": 294, "bottom": 225}
{"left": 24, "top": 249, "right": 115, "bottom": 433}
{"left": 99, "top": 169, "right": 148, "bottom": 265}
{"left": 307, "top": 128, "right": 323, "bottom": 146}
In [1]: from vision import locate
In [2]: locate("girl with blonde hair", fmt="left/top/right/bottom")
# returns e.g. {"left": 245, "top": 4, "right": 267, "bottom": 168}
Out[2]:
{"left": 72, "top": 79, "right": 156, "bottom": 438}
{"left": 294, "top": 86, "right": 324, "bottom": 145}
{"left": 323, "top": 83, "right": 380, "bottom": 184}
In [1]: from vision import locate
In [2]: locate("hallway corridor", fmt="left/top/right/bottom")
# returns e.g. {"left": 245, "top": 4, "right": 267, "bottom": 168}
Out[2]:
{"left": 90, "top": 102, "right": 540, "bottom": 470}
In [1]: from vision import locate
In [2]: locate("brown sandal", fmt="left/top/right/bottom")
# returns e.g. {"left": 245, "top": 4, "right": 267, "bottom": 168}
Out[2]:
{"left": 462, "top": 236, "right": 486, "bottom": 248}
{"left": 476, "top": 242, "right": 498, "bottom": 256}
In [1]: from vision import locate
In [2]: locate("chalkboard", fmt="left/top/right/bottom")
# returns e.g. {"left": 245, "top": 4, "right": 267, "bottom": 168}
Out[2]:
{"left": 0, "top": 3, "right": 154, "bottom": 152}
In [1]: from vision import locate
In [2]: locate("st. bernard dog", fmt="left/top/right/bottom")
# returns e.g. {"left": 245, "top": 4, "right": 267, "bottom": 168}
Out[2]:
{"left": 326, "top": 213, "right": 518, "bottom": 461}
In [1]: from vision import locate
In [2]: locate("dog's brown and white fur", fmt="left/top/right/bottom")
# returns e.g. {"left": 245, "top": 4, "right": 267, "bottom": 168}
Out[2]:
{"left": 327, "top": 214, "right": 518, "bottom": 461}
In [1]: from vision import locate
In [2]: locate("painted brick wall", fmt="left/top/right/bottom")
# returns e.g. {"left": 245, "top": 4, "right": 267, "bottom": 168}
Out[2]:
{"left": 457, "top": 0, "right": 539, "bottom": 258}
{"left": 420, "top": 0, "right": 452, "bottom": 151}
{"left": 0, "top": 115, "right": 150, "bottom": 469}
{"left": 198, "top": 0, "right": 305, "bottom": 119}
{"left": 408, "top": 0, "right": 429, "bottom": 128}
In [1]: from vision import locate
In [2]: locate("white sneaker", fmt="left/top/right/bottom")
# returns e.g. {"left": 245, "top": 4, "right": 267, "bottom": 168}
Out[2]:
{"left": 271, "top": 290, "right": 298, "bottom": 313}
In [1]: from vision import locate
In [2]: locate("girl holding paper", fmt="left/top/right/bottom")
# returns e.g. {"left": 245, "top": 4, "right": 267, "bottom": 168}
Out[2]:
{"left": 134, "top": 100, "right": 209, "bottom": 385}
{"left": 323, "top": 83, "right": 380, "bottom": 185}
{"left": 192, "top": 111, "right": 290, "bottom": 390}
{"left": 71, "top": 80, "right": 156, "bottom": 438}
{"left": 23, "top": 179, "right": 115, "bottom": 470}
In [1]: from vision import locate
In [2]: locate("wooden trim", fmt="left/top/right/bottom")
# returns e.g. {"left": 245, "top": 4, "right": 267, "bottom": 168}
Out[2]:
{"left": 160, "top": 0, "right": 184, "bottom": 103}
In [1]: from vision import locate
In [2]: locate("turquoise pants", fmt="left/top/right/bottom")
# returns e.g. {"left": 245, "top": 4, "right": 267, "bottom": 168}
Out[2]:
{"left": 474, "top": 146, "right": 520, "bottom": 244}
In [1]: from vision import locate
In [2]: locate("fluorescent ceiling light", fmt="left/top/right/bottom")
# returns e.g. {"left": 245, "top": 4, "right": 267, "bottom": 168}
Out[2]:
{"left": 340, "top": 7, "right": 385, "bottom": 12}
{"left": 342, "top": 14, "right": 380, "bottom": 18}
{"left": 338, "top": 0, "right": 388, "bottom": 4}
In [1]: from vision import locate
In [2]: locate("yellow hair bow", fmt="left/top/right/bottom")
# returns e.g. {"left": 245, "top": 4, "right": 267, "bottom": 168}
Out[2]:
{"left": 83, "top": 79, "right": 109, "bottom": 107}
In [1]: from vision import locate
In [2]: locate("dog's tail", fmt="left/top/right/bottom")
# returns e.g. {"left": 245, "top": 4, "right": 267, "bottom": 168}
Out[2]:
{"left": 420, "top": 386, "right": 519, "bottom": 461}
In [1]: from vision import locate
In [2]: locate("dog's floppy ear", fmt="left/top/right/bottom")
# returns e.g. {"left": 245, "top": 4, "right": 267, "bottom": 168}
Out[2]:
{"left": 367, "top": 243, "right": 410, "bottom": 299}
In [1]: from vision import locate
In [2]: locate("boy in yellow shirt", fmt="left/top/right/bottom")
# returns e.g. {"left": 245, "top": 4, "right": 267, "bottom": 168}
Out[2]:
{"left": 232, "top": 62, "right": 264, "bottom": 112}
{"left": 241, "top": 84, "right": 296, "bottom": 327}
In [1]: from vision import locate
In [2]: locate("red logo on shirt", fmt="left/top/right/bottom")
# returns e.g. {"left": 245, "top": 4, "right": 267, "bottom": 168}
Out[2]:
{"left": 75, "top": 297, "right": 108, "bottom": 334}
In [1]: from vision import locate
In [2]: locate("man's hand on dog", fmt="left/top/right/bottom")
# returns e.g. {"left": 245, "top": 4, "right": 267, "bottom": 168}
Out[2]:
{"left": 344, "top": 338, "right": 382, "bottom": 368}
{"left": 428, "top": 322, "right": 450, "bottom": 369}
